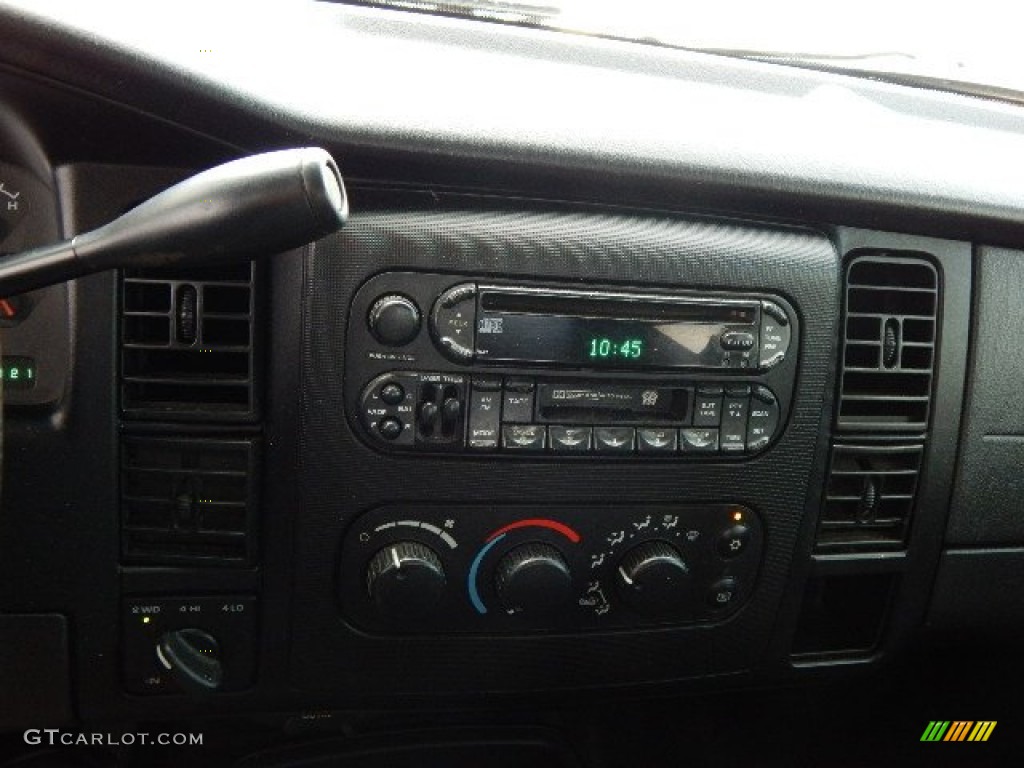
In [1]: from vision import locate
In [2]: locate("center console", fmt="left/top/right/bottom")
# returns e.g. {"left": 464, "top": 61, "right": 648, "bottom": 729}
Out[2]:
{"left": 283, "top": 194, "right": 848, "bottom": 700}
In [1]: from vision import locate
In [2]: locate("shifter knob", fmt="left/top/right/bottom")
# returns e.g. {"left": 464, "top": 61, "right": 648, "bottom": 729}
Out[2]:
{"left": 0, "top": 147, "right": 347, "bottom": 296}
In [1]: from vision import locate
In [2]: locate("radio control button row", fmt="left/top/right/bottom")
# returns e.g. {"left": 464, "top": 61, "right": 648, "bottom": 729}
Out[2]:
{"left": 502, "top": 425, "right": 546, "bottom": 451}
{"left": 594, "top": 427, "right": 635, "bottom": 453}
{"left": 746, "top": 386, "right": 780, "bottom": 452}
{"left": 637, "top": 428, "right": 677, "bottom": 453}
{"left": 468, "top": 378, "right": 502, "bottom": 449}
{"left": 501, "top": 379, "right": 535, "bottom": 423}
{"left": 549, "top": 426, "right": 593, "bottom": 452}
{"left": 759, "top": 300, "right": 791, "bottom": 369}
{"left": 360, "top": 372, "right": 780, "bottom": 457}
{"left": 719, "top": 395, "right": 750, "bottom": 452}
{"left": 680, "top": 428, "right": 719, "bottom": 453}
{"left": 693, "top": 392, "right": 723, "bottom": 427}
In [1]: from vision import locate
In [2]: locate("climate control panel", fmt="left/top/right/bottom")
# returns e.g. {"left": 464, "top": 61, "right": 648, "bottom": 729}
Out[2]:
{"left": 338, "top": 504, "right": 763, "bottom": 633}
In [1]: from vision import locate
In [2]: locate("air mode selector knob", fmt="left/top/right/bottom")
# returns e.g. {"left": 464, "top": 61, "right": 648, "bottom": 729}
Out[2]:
{"left": 616, "top": 540, "right": 692, "bottom": 615}
{"left": 494, "top": 543, "right": 572, "bottom": 615}
{"left": 368, "top": 294, "right": 421, "bottom": 346}
{"left": 366, "top": 541, "right": 446, "bottom": 619}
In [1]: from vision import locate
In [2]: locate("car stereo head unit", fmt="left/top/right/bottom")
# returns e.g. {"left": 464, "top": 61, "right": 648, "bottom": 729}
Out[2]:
{"left": 346, "top": 272, "right": 798, "bottom": 460}
{"left": 431, "top": 284, "right": 790, "bottom": 371}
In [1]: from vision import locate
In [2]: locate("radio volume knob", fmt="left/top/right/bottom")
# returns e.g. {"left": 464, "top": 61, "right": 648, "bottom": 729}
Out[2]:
{"left": 366, "top": 541, "right": 446, "bottom": 619}
{"left": 616, "top": 540, "right": 691, "bottom": 615}
{"left": 368, "top": 294, "right": 421, "bottom": 346}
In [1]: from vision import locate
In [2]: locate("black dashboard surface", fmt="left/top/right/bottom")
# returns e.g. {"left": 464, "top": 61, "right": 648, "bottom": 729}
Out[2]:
{"left": 0, "top": 3, "right": 1023, "bottom": 767}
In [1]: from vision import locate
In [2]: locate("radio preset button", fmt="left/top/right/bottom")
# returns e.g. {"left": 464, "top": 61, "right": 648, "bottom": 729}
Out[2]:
{"left": 502, "top": 385, "right": 535, "bottom": 423}
{"left": 693, "top": 394, "right": 723, "bottom": 427}
{"left": 724, "top": 384, "right": 752, "bottom": 397}
{"left": 759, "top": 301, "right": 791, "bottom": 369}
{"left": 502, "top": 425, "right": 546, "bottom": 451}
{"left": 746, "top": 386, "right": 780, "bottom": 452}
{"left": 468, "top": 380, "right": 502, "bottom": 449}
{"left": 637, "top": 428, "right": 677, "bottom": 453}
{"left": 761, "top": 300, "right": 790, "bottom": 326}
{"left": 680, "top": 428, "right": 719, "bottom": 453}
{"left": 594, "top": 427, "right": 635, "bottom": 453}
{"left": 720, "top": 331, "right": 756, "bottom": 351}
{"left": 719, "top": 396, "right": 750, "bottom": 452}
{"left": 697, "top": 384, "right": 724, "bottom": 395}
{"left": 549, "top": 426, "right": 593, "bottom": 452}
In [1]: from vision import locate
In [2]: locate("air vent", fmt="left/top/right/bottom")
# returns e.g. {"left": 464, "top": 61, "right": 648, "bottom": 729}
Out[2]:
{"left": 838, "top": 255, "right": 938, "bottom": 432}
{"left": 121, "top": 437, "right": 258, "bottom": 566}
{"left": 121, "top": 263, "right": 257, "bottom": 420}
{"left": 818, "top": 444, "right": 923, "bottom": 549}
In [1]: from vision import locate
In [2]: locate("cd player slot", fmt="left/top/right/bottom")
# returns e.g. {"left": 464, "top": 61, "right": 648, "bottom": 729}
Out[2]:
{"left": 480, "top": 290, "right": 757, "bottom": 324}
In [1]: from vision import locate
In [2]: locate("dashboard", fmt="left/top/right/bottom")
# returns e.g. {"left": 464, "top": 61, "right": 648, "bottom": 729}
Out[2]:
{"left": 0, "top": 2, "right": 1022, "bottom": 766}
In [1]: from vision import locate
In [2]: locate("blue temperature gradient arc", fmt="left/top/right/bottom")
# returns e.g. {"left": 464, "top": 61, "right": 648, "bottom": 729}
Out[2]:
{"left": 468, "top": 533, "right": 507, "bottom": 614}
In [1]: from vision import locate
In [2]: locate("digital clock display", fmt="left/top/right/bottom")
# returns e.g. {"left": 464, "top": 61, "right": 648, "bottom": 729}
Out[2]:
{"left": 474, "top": 287, "right": 760, "bottom": 370}
{"left": 587, "top": 337, "right": 644, "bottom": 360}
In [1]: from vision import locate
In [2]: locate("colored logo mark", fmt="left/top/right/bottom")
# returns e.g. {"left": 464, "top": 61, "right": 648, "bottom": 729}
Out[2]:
{"left": 921, "top": 721, "right": 996, "bottom": 742}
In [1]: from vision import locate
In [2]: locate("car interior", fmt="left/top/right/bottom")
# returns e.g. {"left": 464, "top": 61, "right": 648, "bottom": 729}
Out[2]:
{"left": 0, "top": 2, "right": 1022, "bottom": 766}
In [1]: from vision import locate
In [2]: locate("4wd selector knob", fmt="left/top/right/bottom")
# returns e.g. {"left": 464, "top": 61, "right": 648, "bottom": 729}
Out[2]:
{"left": 494, "top": 543, "right": 571, "bottom": 615}
{"left": 616, "top": 540, "right": 691, "bottom": 615}
{"left": 367, "top": 294, "right": 421, "bottom": 346}
{"left": 366, "top": 541, "right": 445, "bottom": 618}
{"left": 156, "top": 628, "right": 224, "bottom": 694}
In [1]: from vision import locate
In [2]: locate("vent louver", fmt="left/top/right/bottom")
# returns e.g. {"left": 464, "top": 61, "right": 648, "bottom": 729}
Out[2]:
{"left": 121, "top": 437, "right": 257, "bottom": 566}
{"left": 818, "top": 252, "right": 939, "bottom": 552}
{"left": 838, "top": 255, "right": 937, "bottom": 432}
{"left": 121, "top": 263, "right": 257, "bottom": 420}
{"left": 818, "top": 444, "right": 924, "bottom": 549}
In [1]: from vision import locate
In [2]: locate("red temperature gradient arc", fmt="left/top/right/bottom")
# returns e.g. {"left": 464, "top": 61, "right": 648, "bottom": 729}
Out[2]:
{"left": 485, "top": 519, "right": 581, "bottom": 543}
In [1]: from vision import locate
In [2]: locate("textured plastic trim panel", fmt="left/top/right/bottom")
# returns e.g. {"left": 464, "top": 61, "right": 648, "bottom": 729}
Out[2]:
{"left": 291, "top": 197, "right": 838, "bottom": 698}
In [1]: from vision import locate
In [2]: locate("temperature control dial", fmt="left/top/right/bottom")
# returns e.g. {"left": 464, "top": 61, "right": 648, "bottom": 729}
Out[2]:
{"left": 615, "top": 540, "right": 691, "bottom": 615}
{"left": 366, "top": 541, "right": 446, "bottom": 619}
{"left": 494, "top": 542, "right": 572, "bottom": 615}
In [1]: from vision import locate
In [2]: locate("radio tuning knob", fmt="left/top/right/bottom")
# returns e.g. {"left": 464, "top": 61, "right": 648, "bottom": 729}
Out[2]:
{"left": 366, "top": 541, "right": 446, "bottom": 619}
{"left": 494, "top": 543, "right": 572, "bottom": 615}
{"left": 368, "top": 294, "right": 421, "bottom": 346}
{"left": 431, "top": 283, "right": 476, "bottom": 363}
{"left": 615, "top": 540, "right": 691, "bottom": 615}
